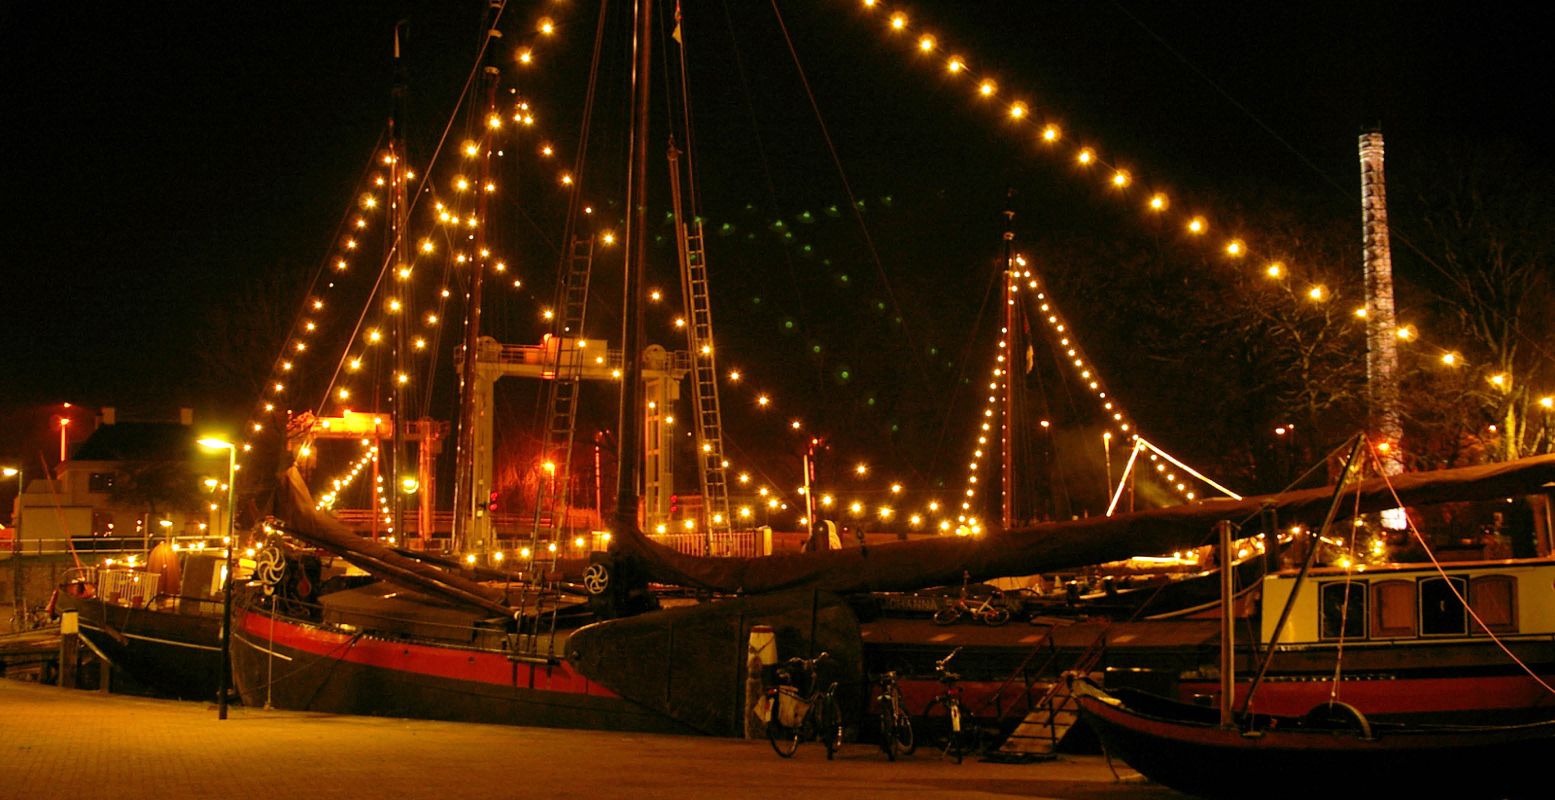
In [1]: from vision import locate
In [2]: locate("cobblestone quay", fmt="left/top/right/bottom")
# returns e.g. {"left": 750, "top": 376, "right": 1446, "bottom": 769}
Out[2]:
{"left": 1, "top": 680, "right": 1186, "bottom": 799}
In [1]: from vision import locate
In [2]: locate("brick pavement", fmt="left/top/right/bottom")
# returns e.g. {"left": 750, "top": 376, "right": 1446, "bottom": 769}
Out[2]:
{"left": 0, "top": 680, "right": 1185, "bottom": 800}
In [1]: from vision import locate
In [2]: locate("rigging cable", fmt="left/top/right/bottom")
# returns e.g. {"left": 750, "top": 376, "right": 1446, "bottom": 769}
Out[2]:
{"left": 765, "top": 0, "right": 932, "bottom": 394}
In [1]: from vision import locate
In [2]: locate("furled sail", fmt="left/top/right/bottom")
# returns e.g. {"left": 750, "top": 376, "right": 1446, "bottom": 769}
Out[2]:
{"left": 274, "top": 467, "right": 515, "bottom": 617}
{"left": 607, "top": 454, "right": 1555, "bottom": 595}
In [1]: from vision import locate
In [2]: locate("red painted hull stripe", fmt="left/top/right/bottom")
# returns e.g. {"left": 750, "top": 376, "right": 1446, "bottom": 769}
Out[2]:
{"left": 239, "top": 610, "right": 617, "bottom": 699}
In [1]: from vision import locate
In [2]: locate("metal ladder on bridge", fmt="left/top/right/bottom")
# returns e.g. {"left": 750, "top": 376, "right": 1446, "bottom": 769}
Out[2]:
{"left": 678, "top": 220, "right": 732, "bottom": 543}
{"left": 530, "top": 236, "right": 594, "bottom": 571}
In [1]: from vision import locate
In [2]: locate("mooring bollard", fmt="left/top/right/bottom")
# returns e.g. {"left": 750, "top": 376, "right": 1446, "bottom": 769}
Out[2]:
{"left": 58, "top": 610, "right": 79, "bottom": 689}
{"left": 744, "top": 624, "right": 777, "bottom": 739}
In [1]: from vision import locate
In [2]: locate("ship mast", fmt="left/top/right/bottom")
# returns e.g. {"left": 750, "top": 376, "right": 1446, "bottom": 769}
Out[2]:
{"left": 388, "top": 22, "right": 410, "bottom": 543}
{"left": 1000, "top": 193, "right": 1018, "bottom": 528}
{"left": 614, "top": 0, "right": 655, "bottom": 537}
{"left": 451, "top": 10, "right": 505, "bottom": 555}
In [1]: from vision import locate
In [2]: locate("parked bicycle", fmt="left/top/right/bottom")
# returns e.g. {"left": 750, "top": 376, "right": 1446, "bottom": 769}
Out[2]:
{"left": 922, "top": 647, "right": 978, "bottom": 763}
{"left": 933, "top": 573, "right": 1011, "bottom": 626}
{"left": 766, "top": 652, "right": 844, "bottom": 759}
{"left": 874, "top": 670, "right": 915, "bottom": 761}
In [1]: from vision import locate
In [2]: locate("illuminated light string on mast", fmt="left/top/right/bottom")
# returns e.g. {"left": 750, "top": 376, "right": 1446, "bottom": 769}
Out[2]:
{"left": 959, "top": 254, "right": 1226, "bottom": 526}
{"left": 847, "top": 0, "right": 1553, "bottom": 437}
{"left": 509, "top": 99, "right": 950, "bottom": 530}
{"left": 315, "top": 440, "right": 380, "bottom": 511}
{"left": 238, "top": 164, "right": 389, "bottom": 462}
{"left": 236, "top": 0, "right": 580, "bottom": 467}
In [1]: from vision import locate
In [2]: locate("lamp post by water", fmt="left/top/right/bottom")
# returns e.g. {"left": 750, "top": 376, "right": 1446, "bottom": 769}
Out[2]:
{"left": 2, "top": 466, "right": 20, "bottom": 547}
{"left": 198, "top": 438, "right": 236, "bottom": 720}
{"left": 3, "top": 466, "right": 21, "bottom": 628}
{"left": 57, "top": 418, "right": 71, "bottom": 463}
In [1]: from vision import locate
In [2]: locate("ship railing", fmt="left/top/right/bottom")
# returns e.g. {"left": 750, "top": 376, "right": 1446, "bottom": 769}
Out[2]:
{"left": 648, "top": 530, "right": 767, "bottom": 558}
{"left": 60, "top": 567, "right": 164, "bottom": 609}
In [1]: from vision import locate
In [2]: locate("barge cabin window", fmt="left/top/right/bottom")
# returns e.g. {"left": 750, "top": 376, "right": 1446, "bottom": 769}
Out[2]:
{"left": 1370, "top": 579, "right": 1417, "bottom": 638}
{"left": 1322, "top": 573, "right": 1517, "bottom": 642}
{"left": 1419, "top": 576, "right": 1469, "bottom": 636}
{"left": 1319, "top": 581, "right": 1367, "bottom": 640}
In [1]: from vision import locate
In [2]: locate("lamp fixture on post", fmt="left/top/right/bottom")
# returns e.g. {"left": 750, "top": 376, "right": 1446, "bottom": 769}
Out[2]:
{"left": 198, "top": 437, "right": 236, "bottom": 720}
{"left": 3, "top": 466, "right": 21, "bottom": 623}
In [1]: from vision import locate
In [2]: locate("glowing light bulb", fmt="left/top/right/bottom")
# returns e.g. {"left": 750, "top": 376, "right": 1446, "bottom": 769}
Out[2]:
{"left": 1441, "top": 352, "right": 1459, "bottom": 366}
{"left": 918, "top": 34, "right": 936, "bottom": 52}
{"left": 1041, "top": 124, "right": 1060, "bottom": 142}
{"left": 1265, "top": 262, "right": 1284, "bottom": 278}
{"left": 1076, "top": 148, "right": 1094, "bottom": 165}
{"left": 1148, "top": 193, "right": 1167, "bottom": 211}
{"left": 978, "top": 79, "right": 997, "bottom": 97}
{"left": 946, "top": 56, "right": 965, "bottom": 74}
{"left": 1187, "top": 217, "right": 1206, "bottom": 234}
{"left": 1111, "top": 170, "right": 1130, "bottom": 187}
{"left": 889, "top": 12, "right": 907, "bottom": 30}
{"left": 1008, "top": 102, "right": 1027, "bottom": 120}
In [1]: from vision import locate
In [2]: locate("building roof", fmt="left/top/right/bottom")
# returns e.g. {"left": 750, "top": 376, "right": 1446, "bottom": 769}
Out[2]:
{"left": 70, "top": 421, "right": 199, "bottom": 463}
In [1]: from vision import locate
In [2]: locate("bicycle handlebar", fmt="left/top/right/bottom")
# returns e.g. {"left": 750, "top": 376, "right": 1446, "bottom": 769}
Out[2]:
{"left": 784, "top": 651, "right": 832, "bottom": 670}
{"left": 936, "top": 646, "right": 963, "bottom": 668}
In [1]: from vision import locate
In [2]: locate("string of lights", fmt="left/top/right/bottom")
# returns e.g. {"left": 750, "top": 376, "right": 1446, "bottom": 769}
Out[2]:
{"left": 845, "top": 0, "right": 1554, "bottom": 458}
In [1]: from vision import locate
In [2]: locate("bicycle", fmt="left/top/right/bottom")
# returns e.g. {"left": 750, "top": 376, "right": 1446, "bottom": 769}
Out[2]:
{"left": 874, "top": 670, "right": 915, "bottom": 761}
{"left": 922, "top": 646, "right": 978, "bottom": 763}
{"left": 932, "top": 574, "right": 1011, "bottom": 626}
{"left": 765, "top": 652, "right": 844, "bottom": 759}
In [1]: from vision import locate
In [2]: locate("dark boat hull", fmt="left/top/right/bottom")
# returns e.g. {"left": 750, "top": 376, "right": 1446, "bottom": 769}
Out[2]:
{"left": 54, "top": 593, "right": 222, "bottom": 700}
{"left": 230, "top": 603, "right": 696, "bottom": 735}
{"left": 1075, "top": 680, "right": 1555, "bottom": 799}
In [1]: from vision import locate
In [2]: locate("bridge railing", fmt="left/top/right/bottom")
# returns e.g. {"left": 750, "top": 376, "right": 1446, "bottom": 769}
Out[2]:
{"left": 648, "top": 529, "right": 770, "bottom": 558}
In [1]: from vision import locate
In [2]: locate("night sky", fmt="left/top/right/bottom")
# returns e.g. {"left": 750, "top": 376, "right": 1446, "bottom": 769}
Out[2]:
{"left": 2, "top": 2, "right": 1550, "bottom": 511}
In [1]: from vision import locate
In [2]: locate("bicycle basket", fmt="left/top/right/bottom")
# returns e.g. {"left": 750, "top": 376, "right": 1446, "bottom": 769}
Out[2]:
{"left": 774, "top": 686, "right": 812, "bottom": 728}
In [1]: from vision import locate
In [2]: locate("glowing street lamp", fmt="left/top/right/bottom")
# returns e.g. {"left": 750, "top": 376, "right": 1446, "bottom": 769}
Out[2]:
{"left": 2, "top": 466, "right": 19, "bottom": 554}
{"left": 198, "top": 437, "right": 237, "bottom": 720}
{"left": 57, "top": 417, "right": 71, "bottom": 462}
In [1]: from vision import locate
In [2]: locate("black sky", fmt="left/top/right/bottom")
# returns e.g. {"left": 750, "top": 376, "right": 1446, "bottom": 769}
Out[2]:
{"left": 2, "top": 1, "right": 1550, "bottom": 489}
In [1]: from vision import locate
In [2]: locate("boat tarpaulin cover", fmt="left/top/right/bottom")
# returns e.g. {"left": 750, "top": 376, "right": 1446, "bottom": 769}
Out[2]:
{"left": 275, "top": 467, "right": 515, "bottom": 617}
{"left": 608, "top": 455, "right": 1555, "bottom": 596}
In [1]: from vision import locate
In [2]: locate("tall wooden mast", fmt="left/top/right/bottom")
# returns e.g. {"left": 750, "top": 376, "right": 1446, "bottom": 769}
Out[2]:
{"left": 614, "top": 0, "right": 655, "bottom": 536}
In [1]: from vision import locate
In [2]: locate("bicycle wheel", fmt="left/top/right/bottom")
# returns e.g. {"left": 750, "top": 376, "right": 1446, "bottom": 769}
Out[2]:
{"left": 932, "top": 606, "right": 962, "bottom": 625}
{"left": 879, "top": 704, "right": 897, "bottom": 761}
{"left": 922, "top": 698, "right": 965, "bottom": 763}
{"left": 822, "top": 693, "right": 843, "bottom": 760}
{"left": 893, "top": 706, "right": 916, "bottom": 755}
{"left": 767, "top": 700, "right": 802, "bottom": 758}
{"left": 983, "top": 606, "right": 1011, "bottom": 626}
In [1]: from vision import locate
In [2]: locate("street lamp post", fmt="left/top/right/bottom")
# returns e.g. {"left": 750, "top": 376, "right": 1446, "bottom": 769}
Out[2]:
{"left": 57, "top": 418, "right": 71, "bottom": 463}
{"left": 198, "top": 438, "right": 236, "bottom": 720}
{"left": 3, "top": 466, "right": 21, "bottom": 628}
{"left": 2, "top": 466, "right": 20, "bottom": 550}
